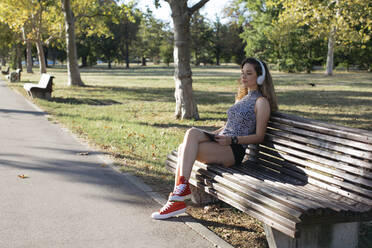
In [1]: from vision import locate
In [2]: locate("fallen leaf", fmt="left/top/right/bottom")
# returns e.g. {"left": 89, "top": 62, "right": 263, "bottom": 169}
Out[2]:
{"left": 77, "top": 152, "right": 89, "bottom": 156}
{"left": 101, "top": 164, "right": 107, "bottom": 167}
{"left": 18, "top": 174, "right": 29, "bottom": 179}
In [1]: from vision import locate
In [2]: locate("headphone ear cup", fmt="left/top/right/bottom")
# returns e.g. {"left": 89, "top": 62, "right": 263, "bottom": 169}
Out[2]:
{"left": 255, "top": 59, "right": 266, "bottom": 85}
{"left": 257, "top": 75, "right": 264, "bottom": 85}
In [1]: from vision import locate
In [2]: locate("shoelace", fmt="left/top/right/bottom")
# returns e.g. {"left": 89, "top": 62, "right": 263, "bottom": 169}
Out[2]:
{"left": 173, "top": 183, "right": 186, "bottom": 195}
{"left": 160, "top": 201, "right": 174, "bottom": 212}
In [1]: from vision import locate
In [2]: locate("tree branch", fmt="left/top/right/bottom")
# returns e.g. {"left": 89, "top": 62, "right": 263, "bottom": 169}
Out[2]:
{"left": 188, "top": 0, "right": 210, "bottom": 14}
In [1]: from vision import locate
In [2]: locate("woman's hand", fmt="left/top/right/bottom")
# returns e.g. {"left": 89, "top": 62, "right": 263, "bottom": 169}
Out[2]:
{"left": 215, "top": 135, "right": 231, "bottom": 146}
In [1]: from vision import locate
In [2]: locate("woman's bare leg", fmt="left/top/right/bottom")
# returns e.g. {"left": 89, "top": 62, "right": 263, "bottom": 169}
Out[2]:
{"left": 175, "top": 128, "right": 236, "bottom": 184}
{"left": 177, "top": 128, "right": 209, "bottom": 181}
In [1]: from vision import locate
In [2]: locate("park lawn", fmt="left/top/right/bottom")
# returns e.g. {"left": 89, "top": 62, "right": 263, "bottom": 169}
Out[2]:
{"left": 9, "top": 65, "right": 372, "bottom": 248}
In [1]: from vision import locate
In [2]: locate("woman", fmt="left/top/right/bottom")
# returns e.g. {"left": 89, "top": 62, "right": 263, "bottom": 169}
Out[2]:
{"left": 152, "top": 58, "right": 278, "bottom": 219}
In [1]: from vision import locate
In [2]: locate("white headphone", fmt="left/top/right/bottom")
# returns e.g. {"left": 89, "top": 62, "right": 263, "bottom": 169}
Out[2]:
{"left": 255, "top": 59, "right": 266, "bottom": 85}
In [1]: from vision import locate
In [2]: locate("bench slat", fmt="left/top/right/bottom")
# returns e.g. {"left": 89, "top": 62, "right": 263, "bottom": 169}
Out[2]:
{"left": 267, "top": 127, "right": 372, "bottom": 160}
{"left": 200, "top": 167, "right": 304, "bottom": 218}
{"left": 259, "top": 143, "right": 372, "bottom": 197}
{"left": 269, "top": 122, "right": 372, "bottom": 152}
{"left": 199, "top": 171, "right": 301, "bottom": 227}
{"left": 255, "top": 153, "right": 372, "bottom": 206}
{"left": 271, "top": 112, "right": 372, "bottom": 145}
{"left": 262, "top": 136, "right": 372, "bottom": 183}
{"left": 236, "top": 163, "right": 355, "bottom": 212}
{"left": 238, "top": 163, "right": 364, "bottom": 213}
{"left": 198, "top": 181, "right": 298, "bottom": 238}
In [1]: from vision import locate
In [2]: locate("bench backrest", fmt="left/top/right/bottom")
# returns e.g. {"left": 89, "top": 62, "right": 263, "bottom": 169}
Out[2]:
{"left": 247, "top": 112, "right": 372, "bottom": 207}
{"left": 39, "top": 74, "right": 54, "bottom": 88}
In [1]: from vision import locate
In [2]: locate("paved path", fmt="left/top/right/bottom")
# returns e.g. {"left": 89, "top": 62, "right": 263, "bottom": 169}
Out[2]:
{"left": 0, "top": 80, "right": 226, "bottom": 248}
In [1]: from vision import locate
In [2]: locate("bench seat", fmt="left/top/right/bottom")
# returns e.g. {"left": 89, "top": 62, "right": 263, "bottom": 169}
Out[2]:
{"left": 165, "top": 112, "right": 372, "bottom": 246}
{"left": 23, "top": 74, "right": 54, "bottom": 99}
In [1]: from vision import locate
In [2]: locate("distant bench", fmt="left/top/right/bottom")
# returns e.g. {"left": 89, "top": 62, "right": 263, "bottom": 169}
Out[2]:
{"left": 7, "top": 69, "right": 21, "bottom": 82}
{"left": 23, "top": 74, "right": 54, "bottom": 99}
{"left": 1, "top": 66, "right": 9, "bottom": 75}
{"left": 165, "top": 112, "right": 372, "bottom": 248}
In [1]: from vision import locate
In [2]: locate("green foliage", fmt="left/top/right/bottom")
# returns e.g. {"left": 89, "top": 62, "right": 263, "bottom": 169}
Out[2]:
{"left": 134, "top": 9, "right": 169, "bottom": 64}
{"left": 0, "top": 23, "right": 15, "bottom": 59}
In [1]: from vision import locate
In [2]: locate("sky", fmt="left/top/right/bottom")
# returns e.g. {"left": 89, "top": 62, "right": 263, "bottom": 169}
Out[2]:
{"left": 125, "top": 0, "right": 231, "bottom": 24}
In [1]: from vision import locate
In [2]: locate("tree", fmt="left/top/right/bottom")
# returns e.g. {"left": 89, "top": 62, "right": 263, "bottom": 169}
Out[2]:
{"left": 61, "top": 0, "right": 84, "bottom": 86}
{"left": 156, "top": 0, "right": 210, "bottom": 120}
{"left": 268, "top": 0, "right": 372, "bottom": 75}
{"left": 190, "top": 11, "right": 213, "bottom": 65}
{"left": 0, "top": 23, "right": 14, "bottom": 66}
{"left": 0, "top": 0, "right": 56, "bottom": 73}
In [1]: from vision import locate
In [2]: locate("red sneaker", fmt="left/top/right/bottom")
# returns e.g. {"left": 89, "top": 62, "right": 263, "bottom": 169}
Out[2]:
{"left": 151, "top": 201, "right": 186, "bottom": 220}
{"left": 169, "top": 176, "right": 191, "bottom": 202}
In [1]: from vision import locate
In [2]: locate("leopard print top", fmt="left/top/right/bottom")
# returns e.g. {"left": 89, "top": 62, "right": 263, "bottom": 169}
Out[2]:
{"left": 219, "top": 90, "right": 262, "bottom": 149}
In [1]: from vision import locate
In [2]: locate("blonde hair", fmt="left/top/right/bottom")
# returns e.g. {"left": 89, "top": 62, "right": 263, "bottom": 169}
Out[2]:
{"left": 235, "top": 58, "right": 278, "bottom": 112}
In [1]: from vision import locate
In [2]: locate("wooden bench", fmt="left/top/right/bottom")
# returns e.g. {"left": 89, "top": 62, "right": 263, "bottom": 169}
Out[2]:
{"left": 23, "top": 74, "right": 54, "bottom": 99}
{"left": 7, "top": 69, "right": 21, "bottom": 82}
{"left": 1, "top": 66, "right": 9, "bottom": 75}
{"left": 165, "top": 112, "right": 372, "bottom": 248}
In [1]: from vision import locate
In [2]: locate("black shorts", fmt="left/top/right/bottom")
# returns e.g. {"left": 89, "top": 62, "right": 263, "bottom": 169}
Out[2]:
{"left": 230, "top": 144, "right": 245, "bottom": 166}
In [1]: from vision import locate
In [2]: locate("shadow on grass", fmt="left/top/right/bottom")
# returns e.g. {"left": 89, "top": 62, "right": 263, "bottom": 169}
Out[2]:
{"left": 138, "top": 122, "right": 219, "bottom": 131}
{"left": 278, "top": 90, "right": 372, "bottom": 130}
{"left": 51, "top": 97, "right": 121, "bottom": 106}
{"left": 165, "top": 214, "right": 259, "bottom": 233}
{"left": 81, "top": 85, "right": 235, "bottom": 105}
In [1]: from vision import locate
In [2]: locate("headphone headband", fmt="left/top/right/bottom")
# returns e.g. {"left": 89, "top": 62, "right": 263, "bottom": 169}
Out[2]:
{"left": 255, "top": 59, "right": 266, "bottom": 85}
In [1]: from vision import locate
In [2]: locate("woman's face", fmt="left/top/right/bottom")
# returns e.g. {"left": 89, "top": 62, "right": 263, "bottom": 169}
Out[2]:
{"left": 241, "top": 63, "right": 258, "bottom": 89}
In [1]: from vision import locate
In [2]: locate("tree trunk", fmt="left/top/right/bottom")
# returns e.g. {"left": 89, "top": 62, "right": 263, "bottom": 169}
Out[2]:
{"left": 141, "top": 56, "right": 146, "bottom": 66}
{"left": 16, "top": 43, "right": 22, "bottom": 70}
{"left": 325, "top": 29, "right": 335, "bottom": 76}
{"left": 168, "top": 0, "right": 201, "bottom": 120}
{"left": 44, "top": 47, "right": 49, "bottom": 68}
{"left": 125, "top": 41, "right": 130, "bottom": 68}
{"left": 35, "top": 40, "right": 47, "bottom": 73}
{"left": 26, "top": 40, "right": 33, "bottom": 73}
{"left": 81, "top": 55, "right": 87, "bottom": 67}
{"left": 61, "top": 0, "right": 84, "bottom": 86}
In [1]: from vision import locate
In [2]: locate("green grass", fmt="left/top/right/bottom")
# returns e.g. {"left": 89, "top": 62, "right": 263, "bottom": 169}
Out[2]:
{"left": 10, "top": 65, "right": 372, "bottom": 191}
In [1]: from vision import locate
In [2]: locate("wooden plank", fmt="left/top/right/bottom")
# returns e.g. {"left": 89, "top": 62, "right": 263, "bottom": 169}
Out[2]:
{"left": 199, "top": 168, "right": 303, "bottom": 219}
{"left": 236, "top": 163, "right": 348, "bottom": 212}
{"left": 267, "top": 128, "right": 372, "bottom": 160}
{"left": 269, "top": 121, "right": 372, "bottom": 151}
{"left": 224, "top": 164, "right": 326, "bottom": 211}
{"left": 189, "top": 178, "right": 299, "bottom": 238}
{"left": 272, "top": 112, "right": 372, "bottom": 143}
{"left": 270, "top": 113, "right": 372, "bottom": 145}
{"left": 259, "top": 144, "right": 372, "bottom": 197}
{"left": 259, "top": 144, "right": 372, "bottom": 189}
{"left": 177, "top": 157, "right": 314, "bottom": 212}
{"left": 265, "top": 133, "right": 372, "bottom": 171}
{"left": 241, "top": 163, "right": 365, "bottom": 212}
